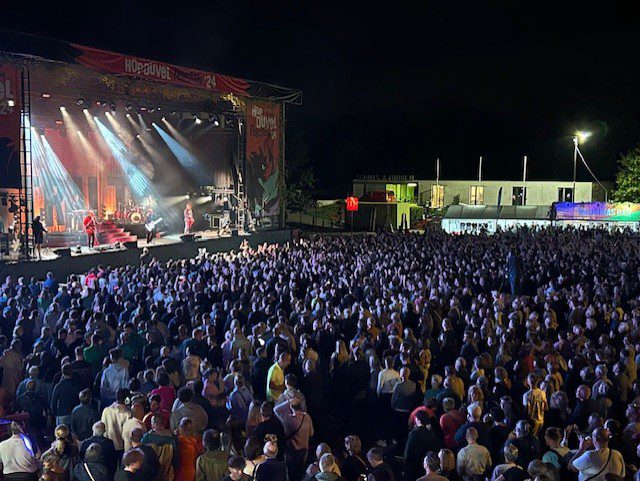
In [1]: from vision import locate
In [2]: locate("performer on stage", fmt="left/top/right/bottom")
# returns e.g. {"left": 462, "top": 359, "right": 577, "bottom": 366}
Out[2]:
{"left": 83, "top": 212, "right": 97, "bottom": 248}
{"left": 32, "top": 216, "right": 47, "bottom": 260}
{"left": 184, "top": 202, "right": 194, "bottom": 234}
{"left": 145, "top": 208, "right": 157, "bottom": 244}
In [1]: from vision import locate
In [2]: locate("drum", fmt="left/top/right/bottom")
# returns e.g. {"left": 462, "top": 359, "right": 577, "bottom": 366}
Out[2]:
{"left": 129, "top": 211, "right": 143, "bottom": 223}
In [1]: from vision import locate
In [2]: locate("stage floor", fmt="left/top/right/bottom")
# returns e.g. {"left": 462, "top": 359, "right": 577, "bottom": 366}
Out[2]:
{"left": 3, "top": 230, "right": 234, "bottom": 262}
{"left": 0, "top": 229, "right": 292, "bottom": 281}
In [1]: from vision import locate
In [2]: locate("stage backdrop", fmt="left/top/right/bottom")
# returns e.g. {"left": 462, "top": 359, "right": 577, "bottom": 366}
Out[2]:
{"left": 246, "top": 100, "right": 281, "bottom": 219}
{"left": 0, "top": 63, "right": 21, "bottom": 189}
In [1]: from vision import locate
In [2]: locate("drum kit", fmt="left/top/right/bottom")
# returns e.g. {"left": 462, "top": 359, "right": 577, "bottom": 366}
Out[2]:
{"left": 114, "top": 199, "right": 152, "bottom": 224}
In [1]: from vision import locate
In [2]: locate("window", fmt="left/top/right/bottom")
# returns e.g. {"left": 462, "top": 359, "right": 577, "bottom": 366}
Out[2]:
{"left": 470, "top": 185, "right": 484, "bottom": 205}
{"left": 430, "top": 185, "right": 444, "bottom": 208}
{"left": 558, "top": 187, "right": 573, "bottom": 202}
{"left": 512, "top": 186, "right": 526, "bottom": 206}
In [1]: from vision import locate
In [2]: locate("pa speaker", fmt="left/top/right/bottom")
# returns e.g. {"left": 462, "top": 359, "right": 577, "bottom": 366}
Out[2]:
{"left": 180, "top": 234, "right": 195, "bottom": 243}
{"left": 231, "top": 229, "right": 239, "bottom": 236}
{"left": 123, "top": 241, "right": 137, "bottom": 249}
{"left": 57, "top": 248, "right": 72, "bottom": 258}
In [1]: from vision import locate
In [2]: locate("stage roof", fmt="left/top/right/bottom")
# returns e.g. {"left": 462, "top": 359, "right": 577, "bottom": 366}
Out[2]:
{"left": 0, "top": 29, "right": 302, "bottom": 105}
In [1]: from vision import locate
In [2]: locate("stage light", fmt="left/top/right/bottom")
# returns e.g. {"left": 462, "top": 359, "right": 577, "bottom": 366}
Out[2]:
{"left": 77, "top": 99, "right": 84, "bottom": 106}
{"left": 575, "top": 131, "right": 591, "bottom": 144}
{"left": 157, "top": 107, "right": 162, "bottom": 111}
{"left": 171, "top": 111, "right": 177, "bottom": 116}
{"left": 140, "top": 107, "right": 147, "bottom": 111}
{"left": 126, "top": 113, "right": 131, "bottom": 118}
{"left": 136, "top": 134, "right": 141, "bottom": 139}
{"left": 101, "top": 101, "right": 107, "bottom": 108}
{"left": 149, "top": 108, "right": 155, "bottom": 113}
{"left": 110, "top": 102, "right": 116, "bottom": 113}
{"left": 76, "top": 130, "right": 81, "bottom": 135}
{"left": 153, "top": 123, "right": 209, "bottom": 182}
{"left": 214, "top": 120, "right": 219, "bottom": 127}
{"left": 152, "top": 122, "right": 157, "bottom": 127}
{"left": 162, "top": 117, "right": 166, "bottom": 121}
{"left": 7, "top": 100, "right": 14, "bottom": 107}
{"left": 59, "top": 106, "right": 66, "bottom": 111}
{"left": 195, "top": 118, "right": 202, "bottom": 124}
{"left": 185, "top": 194, "right": 190, "bottom": 199}
{"left": 55, "top": 120, "right": 63, "bottom": 125}
{"left": 42, "top": 93, "right": 51, "bottom": 98}
{"left": 93, "top": 116, "right": 98, "bottom": 120}
{"left": 83, "top": 108, "right": 88, "bottom": 113}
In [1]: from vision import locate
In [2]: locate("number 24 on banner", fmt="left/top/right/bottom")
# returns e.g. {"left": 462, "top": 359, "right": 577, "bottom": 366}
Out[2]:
{"left": 346, "top": 196, "right": 359, "bottom": 212}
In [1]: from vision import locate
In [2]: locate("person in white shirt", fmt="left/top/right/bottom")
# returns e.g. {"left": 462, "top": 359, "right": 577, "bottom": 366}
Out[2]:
{"left": 570, "top": 427, "right": 625, "bottom": 481}
{"left": 377, "top": 356, "right": 401, "bottom": 396}
{"left": 456, "top": 427, "right": 491, "bottom": 480}
{"left": 101, "top": 388, "right": 131, "bottom": 452}
{"left": 0, "top": 422, "right": 39, "bottom": 481}
{"left": 122, "top": 402, "right": 147, "bottom": 452}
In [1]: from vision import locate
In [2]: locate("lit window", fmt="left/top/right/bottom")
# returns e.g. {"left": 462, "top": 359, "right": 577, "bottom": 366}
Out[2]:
{"left": 470, "top": 186, "right": 484, "bottom": 205}
{"left": 430, "top": 185, "right": 444, "bottom": 208}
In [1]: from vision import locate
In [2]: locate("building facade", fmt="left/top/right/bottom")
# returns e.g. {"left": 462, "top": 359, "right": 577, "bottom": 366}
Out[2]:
{"left": 353, "top": 176, "right": 603, "bottom": 208}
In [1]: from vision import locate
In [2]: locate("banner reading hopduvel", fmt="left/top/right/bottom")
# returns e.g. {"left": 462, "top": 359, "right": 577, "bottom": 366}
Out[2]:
{"left": 246, "top": 100, "right": 281, "bottom": 220}
{"left": 0, "top": 63, "right": 21, "bottom": 189}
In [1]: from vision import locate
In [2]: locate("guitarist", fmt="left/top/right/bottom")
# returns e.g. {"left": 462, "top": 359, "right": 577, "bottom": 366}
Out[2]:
{"left": 145, "top": 208, "right": 158, "bottom": 244}
{"left": 83, "top": 211, "right": 97, "bottom": 248}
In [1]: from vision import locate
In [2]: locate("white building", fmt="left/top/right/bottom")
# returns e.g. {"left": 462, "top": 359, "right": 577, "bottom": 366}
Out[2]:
{"left": 352, "top": 176, "right": 606, "bottom": 208}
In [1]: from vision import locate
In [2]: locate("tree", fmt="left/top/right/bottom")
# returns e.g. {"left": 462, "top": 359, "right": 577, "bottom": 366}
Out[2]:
{"left": 612, "top": 145, "right": 640, "bottom": 202}
{"left": 286, "top": 133, "right": 315, "bottom": 213}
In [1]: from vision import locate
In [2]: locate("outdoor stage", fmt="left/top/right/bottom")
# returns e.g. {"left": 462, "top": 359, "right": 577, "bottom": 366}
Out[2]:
{"left": 0, "top": 229, "right": 293, "bottom": 280}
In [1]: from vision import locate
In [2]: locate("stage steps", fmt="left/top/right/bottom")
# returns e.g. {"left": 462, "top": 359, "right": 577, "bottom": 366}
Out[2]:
{"left": 98, "top": 221, "right": 137, "bottom": 244}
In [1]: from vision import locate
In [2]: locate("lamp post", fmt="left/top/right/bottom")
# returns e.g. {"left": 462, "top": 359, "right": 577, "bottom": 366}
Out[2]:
{"left": 572, "top": 131, "right": 591, "bottom": 201}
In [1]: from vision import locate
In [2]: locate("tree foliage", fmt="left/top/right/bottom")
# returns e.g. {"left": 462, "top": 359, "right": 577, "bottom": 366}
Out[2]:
{"left": 612, "top": 145, "right": 640, "bottom": 203}
{"left": 286, "top": 134, "right": 315, "bottom": 213}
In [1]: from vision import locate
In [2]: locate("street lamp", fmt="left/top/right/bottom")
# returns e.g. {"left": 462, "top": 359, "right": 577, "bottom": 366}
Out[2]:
{"left": 572, "top": 131, "right": 591, "bottom": 199}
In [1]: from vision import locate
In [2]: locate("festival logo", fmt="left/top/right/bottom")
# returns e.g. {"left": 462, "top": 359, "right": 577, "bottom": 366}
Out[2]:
{"left": 246, "top": 100, "right": 281, "bottom": 219}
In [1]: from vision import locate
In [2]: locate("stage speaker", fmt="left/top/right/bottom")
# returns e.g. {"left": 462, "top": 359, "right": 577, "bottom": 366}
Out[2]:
{"left": 57, "top": 248, "right": 72, "bottom": 258}
{"left": 123, "top": 241, "right": 137, "bottom": 249}
{"left": 180, "top": 234, "right": 195, "bottom": 243}
{"left": 231, "top": 229, "right": 239, "bottom": 236}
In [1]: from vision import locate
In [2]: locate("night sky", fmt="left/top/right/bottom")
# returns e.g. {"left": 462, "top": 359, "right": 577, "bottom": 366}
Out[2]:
{"left": 3, "top": 2, "right": 640, "bottom": 194}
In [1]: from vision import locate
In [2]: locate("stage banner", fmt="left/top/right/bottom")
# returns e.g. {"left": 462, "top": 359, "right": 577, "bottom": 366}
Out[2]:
{"left": 246, "top": 100, "right": 281, "bottom": 219}
{"left": 0, "top": 63, "right": 21, "bottom": 189}
{"left": 72, "top": 44, "right": 251, "bottom": 97}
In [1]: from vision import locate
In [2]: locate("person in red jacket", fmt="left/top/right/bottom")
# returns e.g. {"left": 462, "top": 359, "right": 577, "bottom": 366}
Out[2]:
{"left": 83, "top": 212, "right": 97, "bottom": 248}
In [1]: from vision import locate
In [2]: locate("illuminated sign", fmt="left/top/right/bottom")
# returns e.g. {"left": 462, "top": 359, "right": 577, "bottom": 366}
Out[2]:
{"left": 555, "top": 202, "right": 640, "bottom": 221}
{"left": 346, "top": 196, "right": 359, "bottom": 212}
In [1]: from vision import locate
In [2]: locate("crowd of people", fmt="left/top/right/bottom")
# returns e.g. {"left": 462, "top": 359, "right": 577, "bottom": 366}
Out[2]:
{"left": 0, "top": 227, "right": 638, "bottom": 481}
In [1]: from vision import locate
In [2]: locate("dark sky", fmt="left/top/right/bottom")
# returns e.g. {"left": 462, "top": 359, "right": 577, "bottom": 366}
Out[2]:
{"left": 3, "top": 2, "right": 640, "bottom": 193}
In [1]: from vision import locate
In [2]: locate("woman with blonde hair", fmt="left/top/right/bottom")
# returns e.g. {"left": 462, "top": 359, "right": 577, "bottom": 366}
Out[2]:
{"left": 438, "top": 448, "right": 460, "bottom": 481}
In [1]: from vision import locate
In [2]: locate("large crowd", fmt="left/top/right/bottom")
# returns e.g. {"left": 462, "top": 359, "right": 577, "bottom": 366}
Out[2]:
{"left": 0, "top": 228, "right": 638, "bottom": 481}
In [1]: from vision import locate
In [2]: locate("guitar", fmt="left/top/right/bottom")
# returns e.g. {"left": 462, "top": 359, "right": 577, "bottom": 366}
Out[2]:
{"left": 145, "top": 217, "right": 163, "bottom": 232}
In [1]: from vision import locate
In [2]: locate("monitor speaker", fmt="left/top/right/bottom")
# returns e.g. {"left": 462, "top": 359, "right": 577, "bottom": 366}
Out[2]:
{"left": 123, "top": 241, "right": 137, "bottom": 249}
{"left": 180, "top": 234, "right": 195, "bottom": 243}
{"left": 57, "top": 248, "right": 72, "bottom": 258}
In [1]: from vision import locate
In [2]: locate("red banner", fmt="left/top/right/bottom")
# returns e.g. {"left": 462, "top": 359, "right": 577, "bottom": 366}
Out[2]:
{"left": 246, "top": 100, "right": 281, "bottom": 219}
{"left": 72, "top": 44, "right": 251, "bottom": 97}
{"left": 0, "top": 63, "right": 21, "bottom": 188}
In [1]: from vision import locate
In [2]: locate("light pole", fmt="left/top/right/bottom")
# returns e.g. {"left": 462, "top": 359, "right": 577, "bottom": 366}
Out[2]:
{"left": 572, "top": 131, "right": 591, "bottom": 201}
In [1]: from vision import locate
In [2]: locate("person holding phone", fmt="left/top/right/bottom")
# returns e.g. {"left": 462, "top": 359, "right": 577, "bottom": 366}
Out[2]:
{"left": 569, "top": 427, "right": 625, "bottom": 481}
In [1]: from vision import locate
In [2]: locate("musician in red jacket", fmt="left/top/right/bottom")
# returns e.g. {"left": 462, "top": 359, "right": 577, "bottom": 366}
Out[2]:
{"left": 83, "top": 212, "right": 97, "bottom": 248}
{"left": 184, "top": 203, "right": 194, "bottom": 234}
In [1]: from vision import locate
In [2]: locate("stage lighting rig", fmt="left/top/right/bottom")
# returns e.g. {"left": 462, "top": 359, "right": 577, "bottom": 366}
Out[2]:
{"left": 77, "top": 98, "right": 84, "bottom": 105}
{"left": 125, "top": 103, "right": 133, "bottom": 112}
